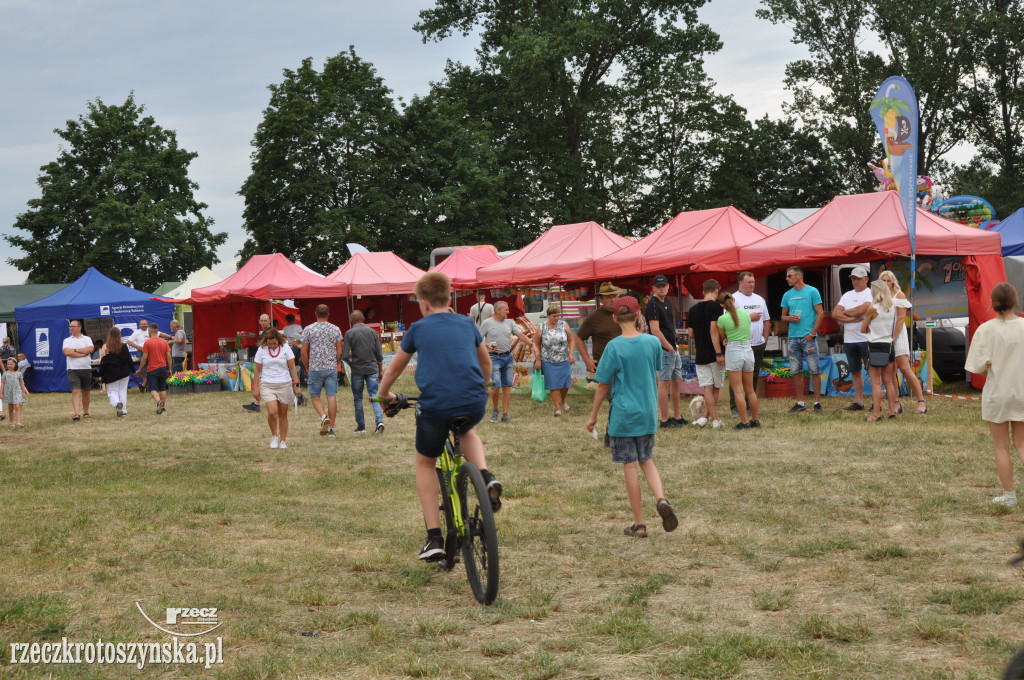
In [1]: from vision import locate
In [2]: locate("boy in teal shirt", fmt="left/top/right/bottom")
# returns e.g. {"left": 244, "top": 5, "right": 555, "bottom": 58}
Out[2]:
{"left": 585, "top": 296, "right": 678, "bottom": 538}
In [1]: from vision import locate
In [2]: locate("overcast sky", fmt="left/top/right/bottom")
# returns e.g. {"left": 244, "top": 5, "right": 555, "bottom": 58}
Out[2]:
{"left": 0, "top": 0, "right": 812, "bottom": 287}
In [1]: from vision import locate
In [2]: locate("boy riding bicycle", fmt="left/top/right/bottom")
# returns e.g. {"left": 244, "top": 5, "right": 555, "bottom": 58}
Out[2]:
{"left": 378, "top": 272, "right": 503, "bottom": 561}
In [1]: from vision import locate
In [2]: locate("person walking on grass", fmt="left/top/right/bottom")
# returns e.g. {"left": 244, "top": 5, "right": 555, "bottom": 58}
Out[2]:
{"left": 480, "top": 300, "right": 536, "bottom": 423}
{"left": 63, "top": 319, "right": 94, "bottom": 422}
{"left": 301, "top": 304, "right": 343, "bottom": 437}
{"left": 378, "top": 272, "right": 503, "bottom": 562}
{"left": 252, "top": 329, "right": 301, "bottom": 449}
{"left": 533, "top": 303, "right": 575, "bottom": 416}
{"left": 343, "top": 310, "right": 386, "bottom": 435}
{"left": 687, "top": 279, "right": 725, "bottom": 429}
{"left": 831, "top": 267, "right": 873, "bottom": 412}
{"left": 243, "top": 313, "right": 273, "bottom": 413}
{"left": 646, "top": 274, "right": 687, "bottom": 428}
{"left": 1, "top": 357, "right": 29, "bottom": 427}
{"left": 781, "top": 266, "right": 825, "bottom": 412}
{"left": 575, "top": 282, "right": 624, "bottom": 443}
{"left": 714, "top": 292, "right": 760, "bottom": 429}
{"left": 878, "top": 270, "right": 928, "bottom": 415}
{"left": 965, "top": 282, "right": 1024, "bottom": 507}
{"left": 860, "top": 280, "right": 901, "bottom": 422}
{"left": 136, "top": 324, "right": 171, "bottom": 415}
{"left": 99, "top": 327, "right": 133, "bottom": 418}
{"left": 585, "top": 296, "right": 678, "bottom": 539}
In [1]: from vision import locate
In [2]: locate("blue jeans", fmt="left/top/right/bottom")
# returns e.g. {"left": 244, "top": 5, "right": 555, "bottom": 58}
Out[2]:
{"left": 351, "top": 373, "right": 383, "bottom": 429}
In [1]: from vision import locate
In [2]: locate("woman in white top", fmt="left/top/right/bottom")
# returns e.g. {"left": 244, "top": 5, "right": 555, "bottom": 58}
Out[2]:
{"left": 965, "top": 282, "right": 1024, "bottom": 507}
{"left": 860, "top": 280, "right": 902, "bottom": 421}
{"left": 878, "top": 270, "right": 927, "bottom": 414}
{"left": 252, "top": 329, "right": 301, "bottom": 449}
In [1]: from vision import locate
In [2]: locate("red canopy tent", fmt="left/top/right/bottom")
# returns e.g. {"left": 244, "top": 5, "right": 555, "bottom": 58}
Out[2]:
{"left": 175, "top": 253, "right": 349, "bottom": 363}
{"left": 428, "top": 247, "right": 502, "bottom": 290}
{"left": 326, "top": 252, "right": 428, "bottom": 329}
{"left": 475, "top": 222, "right": 631, "bottom": 287}
{"left": 592, "top": 206, "right": 777, "bottom": 280}
{"left": 739, "top": 192, "right": 1005, "bottom": 388}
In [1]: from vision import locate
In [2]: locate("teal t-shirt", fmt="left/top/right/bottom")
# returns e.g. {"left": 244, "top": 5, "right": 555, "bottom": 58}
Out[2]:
{"left": 594, "top": 334, "right": 662, "bottom": 437}
{"left": 781, "top": 285, "right": 822, "bottom": 338}
{"left": 717, "top": 309, "right": 752, "bottom": 342}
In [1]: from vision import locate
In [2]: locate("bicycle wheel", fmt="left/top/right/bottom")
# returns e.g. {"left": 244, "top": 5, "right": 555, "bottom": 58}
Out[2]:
{"left": 457, "top": 461, "right": 499, "bottom": 604}
{"left": 435, "top": 460, "right": 459, "bottom": 572}
{"left": 1003, "top": 644, "right": 1024, "bottom": 679}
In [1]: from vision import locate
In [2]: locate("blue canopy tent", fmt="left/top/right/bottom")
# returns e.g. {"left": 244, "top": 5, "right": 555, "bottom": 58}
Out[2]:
{"left": 987, "top": 208, "right": 1024, "bottom": 256}
{"left": 15, "top": 268, "right": 173, "bottom": 392}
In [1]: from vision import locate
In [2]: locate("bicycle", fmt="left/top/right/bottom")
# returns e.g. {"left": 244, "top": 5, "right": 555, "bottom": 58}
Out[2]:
{"left": 373, "top": 394, "right": 499, "bottom": 605}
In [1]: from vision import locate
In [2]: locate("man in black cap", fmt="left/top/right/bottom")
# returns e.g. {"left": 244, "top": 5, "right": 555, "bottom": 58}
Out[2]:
{"left": 646, "top": 274, "right": 686, "bottom": 428}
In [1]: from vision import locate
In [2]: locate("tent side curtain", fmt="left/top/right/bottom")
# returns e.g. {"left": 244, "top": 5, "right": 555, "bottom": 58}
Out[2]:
{"left": 964, "top": 253, "right": 1007, "bottom": 389}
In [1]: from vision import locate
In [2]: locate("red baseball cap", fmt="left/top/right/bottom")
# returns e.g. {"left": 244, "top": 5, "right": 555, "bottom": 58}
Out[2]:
{"left": 616, "top": 295, "right": 641, "bottom": 314}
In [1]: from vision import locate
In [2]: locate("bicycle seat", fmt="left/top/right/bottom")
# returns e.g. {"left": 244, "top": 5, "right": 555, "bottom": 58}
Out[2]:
{"left": 448, "top": 416, "right": 473, "bottom": 431}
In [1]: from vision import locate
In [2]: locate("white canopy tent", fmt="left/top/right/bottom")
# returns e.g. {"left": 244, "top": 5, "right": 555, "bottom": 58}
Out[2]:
{"left": 761, "top": 207, "right": 821, "bottom": 230}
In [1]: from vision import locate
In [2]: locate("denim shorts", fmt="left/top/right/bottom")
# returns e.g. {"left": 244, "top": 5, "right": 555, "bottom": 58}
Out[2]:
{"left": 490, "top": 353, "right": 515, "bottom": 388}
{"left": 415, "top": 405, "right": 485, "bottom": 459}
{"left": 788, "top": 337, "right": 820, "bottom": 375}
{"left": 147, "top": 366, "right": 168, "bottom": 393}
{"left": 725, "top": 342, "right": 754, "bottom": 372}
{"left": 610, "top": 434, "right": 655, "bottom": 465}
{"left": 657, "top": 350, "right": 683, "bottom": 381}
{"left": 307, "top": 369, "right": 338, "bottom": 398}
{"left": 67, "top": 368, "right": 93, "bottom": 391}
{"left": 845, "top": 341, "right": 868, "bottom": 374}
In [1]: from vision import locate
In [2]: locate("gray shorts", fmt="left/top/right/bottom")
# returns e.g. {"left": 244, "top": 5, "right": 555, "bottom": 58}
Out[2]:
{"left": 610, "top": 434, "right": 655, "bottom": 464}
{"left": 67, "top": 368, "right": 93, "bottom": 391}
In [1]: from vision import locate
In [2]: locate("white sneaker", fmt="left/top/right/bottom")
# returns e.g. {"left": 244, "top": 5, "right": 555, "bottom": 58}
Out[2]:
{"left": 270, "top": 435, "right": 279, "bottom": 449}
{"left": 711, "top": 419, "right": 724, "bottom": 429}
{"left": 279, "top": 441, "right": 288, "bottom": 450}
{"left": 693, "top": 417, "right": 708, "bottom": 428}
{"left": 992, "top": 492, "right": 1018, "bottom": 507}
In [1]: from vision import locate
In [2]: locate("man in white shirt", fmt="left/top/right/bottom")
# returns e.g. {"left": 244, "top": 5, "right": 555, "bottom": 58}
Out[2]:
{"left": 729, "top": 271, "right": 771, "bottom": 418}
{"left": 831, "top": 266, "right": 874, "bottom": 411}
{"left": 468, "top": 291, "right": 494, "bottom": 330}
{"left": 479, "top": 301, "right": 535, "bottom": 423}
{"left": 126, "top": 318, "right": 150, "bottom": 353}
{"left": 62, "top": 319, "right": 94, "bottom": 421}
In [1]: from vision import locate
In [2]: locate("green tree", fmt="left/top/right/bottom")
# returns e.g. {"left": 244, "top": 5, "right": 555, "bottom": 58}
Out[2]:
{"left": 5, "top": 94, "right": 224, "bottom": 291}
{"left": 238, "top": 47, "right": 403, "bottom": 273}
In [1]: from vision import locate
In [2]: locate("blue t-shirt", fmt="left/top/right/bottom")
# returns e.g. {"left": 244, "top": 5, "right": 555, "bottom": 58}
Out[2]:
{"left": 781, "top": 285, "right": 822, "bottom": 338}
{"left": 400, "top": 313, "right": 486, "bottom": 414}
{"left": 594, "top": 334, "right": 662, "bottom": 437}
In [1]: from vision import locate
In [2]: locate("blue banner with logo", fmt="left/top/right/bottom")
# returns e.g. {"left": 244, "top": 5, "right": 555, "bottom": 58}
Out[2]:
{"left": 870, "top": 77, "right": 919, "bottom": 284}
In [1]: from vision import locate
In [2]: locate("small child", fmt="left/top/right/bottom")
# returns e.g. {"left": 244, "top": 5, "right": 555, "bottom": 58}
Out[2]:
{"left": 1, "top": 358, "right": 29, "bottom": 427}
{"left": 585, "top": 296, "right": 678, "bottom": 537}
{"left": 378, "top": 272, "right": 503, "bottom": 561}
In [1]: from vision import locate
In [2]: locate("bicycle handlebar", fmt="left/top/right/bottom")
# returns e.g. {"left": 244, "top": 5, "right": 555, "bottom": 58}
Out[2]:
{"left": 372, "top": 393, "right": 417, "bottom": 417}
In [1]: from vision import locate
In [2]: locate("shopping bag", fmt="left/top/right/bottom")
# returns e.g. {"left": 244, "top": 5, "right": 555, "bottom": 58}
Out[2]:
{"left": 531, "top": 368, "right": 546, "bottom": 402}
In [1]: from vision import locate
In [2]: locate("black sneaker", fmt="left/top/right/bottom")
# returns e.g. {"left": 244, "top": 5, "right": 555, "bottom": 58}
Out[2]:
{"left": 813, "top": 402, "right": 823, "bottom": 412}
{"left": 115, "top": 402, "right": 124, "bottom": 418}
{"left": 481, "top": 469, "right": 503, "bottom": 512}
{"left": 354, "top": 426, "right": 366, "bottom": 435}
{"left": 735, "top": 422, "right": 750, "bottom": 430}
{"left": 789, "top": 403, "right": 806, "bottom": 413}
{"left": 749, "top": 419, "right": 761, "bottom": 428}
{"left": 419, "top": 535, "right": 445, "bottom": 562}
{"left": 670, "top": 416, "right": 689, "bottom": 426}
{"left": 842, "top": 402, "right": 865, "bottom": 412}
{"left": 242, "top": 402, "right": 261, "bottom": 413}
{"left": 660, "top": 419, "right": 682, "bottom": 429}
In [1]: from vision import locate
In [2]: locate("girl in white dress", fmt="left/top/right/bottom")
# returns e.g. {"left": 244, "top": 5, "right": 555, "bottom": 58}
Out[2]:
{"left": 965, "top": 283, "right": 1024, "bottom": 507}
{"left": 878, "top": 270, "right": 927, "bottom": 414}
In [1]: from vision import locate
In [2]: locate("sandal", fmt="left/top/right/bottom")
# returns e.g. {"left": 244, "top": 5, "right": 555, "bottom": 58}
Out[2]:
{"left": 624, "top": 523, "right": 648, "bottom": 538}
{"left": 865, "top": 414, "right": 883, "bottom": 422}
{"left": 16, "top": 423, "right": 23, "bottom": 428}
{"left": 554, "top": 410, "right": 561, "bottom": 417}
{"left": 914, "top": 400, "right": 928, "bottom": 415}
{"left": 895, "top": 401, "right": 904, "bottom": 415}
{"left": 72, "top": 414, "right": 81, "bottom": 422}
{"left": 82, "top": 413, "right": 91, "bottom": 419}
{"left": 657, "top": 498, "right": 679, "bottom": 532}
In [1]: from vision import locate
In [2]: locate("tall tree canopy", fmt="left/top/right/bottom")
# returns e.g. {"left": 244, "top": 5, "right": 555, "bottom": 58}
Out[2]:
{"left": 238, "top": 47, "right": 404, "bottom": 273}
{"left": 5, "top": 95, "right": 224, "bottom": 291}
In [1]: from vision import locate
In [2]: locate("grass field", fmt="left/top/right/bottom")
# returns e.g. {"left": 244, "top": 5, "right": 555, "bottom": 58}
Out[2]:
{"left": 2, "top": 379, "right": 1024, "bottom": 679}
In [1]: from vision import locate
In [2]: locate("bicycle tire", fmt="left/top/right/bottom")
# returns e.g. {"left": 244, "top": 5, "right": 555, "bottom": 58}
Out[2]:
{"left": 457, "top": 461, "right": 499, "bottom": 604}
{"left": 435, "top": 460, "right": 459, "bottom": 572}
{"left": 1003, "top": 645, "right": 1024, "bottom": 679}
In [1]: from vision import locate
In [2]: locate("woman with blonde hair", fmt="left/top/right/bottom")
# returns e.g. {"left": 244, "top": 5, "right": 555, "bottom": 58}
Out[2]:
{"left": 965, "top": 282, "right": 1024, "bottom": 507}
{"left": 533, "top": 303, "right": 575, "bottom": 416}
{"left": 252, "top": 328, "right": 302, "bottom": 449}
{"left": 878, "top": 270, "right": 927, "bottom": 414}
{"left": 860, "top": 280, "right": 902, "bottom": 421}
{"left": 713, "top": 292, "right": 759, "bottom": 429}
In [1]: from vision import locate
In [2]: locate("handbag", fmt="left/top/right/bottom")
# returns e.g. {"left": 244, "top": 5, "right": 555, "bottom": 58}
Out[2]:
{"left": 531, "top": 365, "right": 547, "bottom": 402}
{"left": 868, "top": 310, "right": 897, "bottom": 367}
